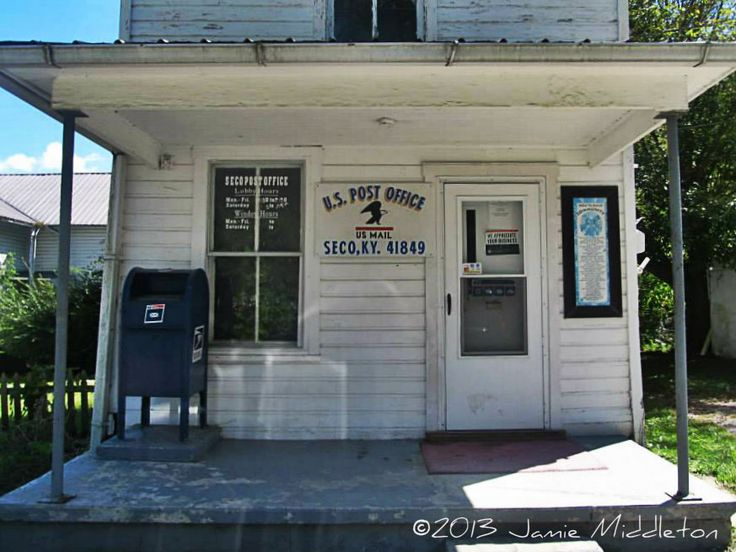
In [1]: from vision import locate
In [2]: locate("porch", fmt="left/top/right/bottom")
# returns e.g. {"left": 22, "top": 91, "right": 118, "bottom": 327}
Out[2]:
{"left": 0, "top": 437, "right": 734, "bottom": 552}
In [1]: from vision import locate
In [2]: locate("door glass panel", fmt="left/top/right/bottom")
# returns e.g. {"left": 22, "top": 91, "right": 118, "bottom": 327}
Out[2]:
{"left": 461, "top": 277, "right": 527, "bottom": 355}
{"left": 460, "top": 198, "right": 527, "bottom": 356}
{"left": 462, "top": 200, "right": 524, "bottom": 275}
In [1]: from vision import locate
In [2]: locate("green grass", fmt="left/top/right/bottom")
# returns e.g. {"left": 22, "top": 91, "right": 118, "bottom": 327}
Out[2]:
{"left": 642, "top": 353, "right": 736, "bottom": 551}
{"left": 0, "top": 416, "right": 88, "bottom": 496}
{"left": 642, "top": 353, "right": 736, "bottom": 492}
{"left": 0, "top": 378, "right": 94, "bottom": 496}
{"left": 645, "top": 406, "right": 736, "bottom": 492}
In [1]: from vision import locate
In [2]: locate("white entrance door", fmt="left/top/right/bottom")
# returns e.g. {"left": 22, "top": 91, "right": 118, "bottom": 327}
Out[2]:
{"left": 444, "top": 183, "right": 544, "bottom": 430}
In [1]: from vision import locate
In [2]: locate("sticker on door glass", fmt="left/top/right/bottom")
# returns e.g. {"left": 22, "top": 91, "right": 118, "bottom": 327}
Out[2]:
{"left": 485, "top": 229, "right": 520, "bottom": 256}
{"left": 192, "top": 325, "right": 205, "bottom": 362}
{"left": 144, "top": 304, "right": 165, "bottom": 324}
{"left": 462, "top": 262, "right": 482, "bottom": 275}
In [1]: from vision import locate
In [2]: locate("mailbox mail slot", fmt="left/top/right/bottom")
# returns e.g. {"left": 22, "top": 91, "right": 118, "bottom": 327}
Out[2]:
{"left": 117, "top": 268, "right": 209, "bottom": 441}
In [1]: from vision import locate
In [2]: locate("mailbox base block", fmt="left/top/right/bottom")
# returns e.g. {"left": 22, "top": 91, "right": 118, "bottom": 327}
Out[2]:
{"left": 97, "top": 425, "right": 221, "bottom": 462}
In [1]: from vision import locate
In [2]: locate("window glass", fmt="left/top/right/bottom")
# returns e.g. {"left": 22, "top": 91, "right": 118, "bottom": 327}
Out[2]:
{"left": 334, "top": 0, "right": 416, "bottom": 42}
{"left": 462, "top": 200, "right": 524, "bottom": 275}
{"left": 334, "top": 0, "right": 373, "bottom": 41}
{"left": 211, "top": 166, "right": 302, "bottom": 344}
{"left": 461, "top": 277, "right": 527, "bottom": 355}
{"left": 214, "top": 257, "right": 256, "bottom": 341}
{"left": 259, "top": 257, "right": 300, "bottom": 341}
{"left": 378, "top": 0, "right": 417, "bottom": 41}
{"left": 213, "top": 168, "right": 257, "bottom": 252}
{"left": 258, "top": 167, "right": 301, "bottom": 252}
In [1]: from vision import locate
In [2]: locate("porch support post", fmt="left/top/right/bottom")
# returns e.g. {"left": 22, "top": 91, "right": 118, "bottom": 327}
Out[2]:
{"left": 665, "top": 112, "right": 689, "bottom": 499}
{"left": 48, "top": 112, "right": 78, "bottom": 503}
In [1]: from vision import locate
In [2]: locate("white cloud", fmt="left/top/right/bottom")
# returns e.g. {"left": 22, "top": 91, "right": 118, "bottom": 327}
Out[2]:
{"left": 0, "top": 153, "right": 38, "bottom": 172}
{"left": 41, "top": 142, "right": 105, "bottom": 172}
{"left": 0, "top": 142, "right": 107, "bottom": 174}
{"left": 40, "top": 142, "right": 62, "bottom": 170}
{"left": 74, "top": 152, "right": 105, "bottom": 172}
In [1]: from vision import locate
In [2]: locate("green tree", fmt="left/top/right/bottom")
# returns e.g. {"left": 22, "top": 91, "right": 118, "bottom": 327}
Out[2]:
{"left": 629, "top": 0, "right": 736, "bottom": 352}
{"left": 0, "top": 256, "right": 102, "bottom": 373}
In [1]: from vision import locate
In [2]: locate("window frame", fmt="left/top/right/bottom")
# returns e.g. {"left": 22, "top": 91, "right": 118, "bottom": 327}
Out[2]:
{"left": 192, "top": 147, "right": 322, "bottom": 357}
{"left": 327, "top": 0, "right": 427, "bottom": 41}
{"left": 209, "top": 163, "right": 304, "bottom": 347}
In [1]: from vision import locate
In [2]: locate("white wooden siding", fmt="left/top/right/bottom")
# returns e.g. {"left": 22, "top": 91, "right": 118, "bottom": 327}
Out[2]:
{"left": 119, "top": 155, "right": 194, "bottom": 277}
{"left": 432, "top": 0, "right": 621, "bottom": 42}
{"left": 126, "top": 0, "right": 327, "bottom": 42}
{"left": 553, "top": 155, "right": 633, "bottom": 436}
{"left": 208, "top": 258, "right": 427, "bottom": 439}
{"left": 115, "top": 144, "right": 634, "bottom": 439}
{"left": 0, "top": 220, "right": 31, "bottom": 271}
{"left": 35, "top": 226, "right": 106, "bottom": 272}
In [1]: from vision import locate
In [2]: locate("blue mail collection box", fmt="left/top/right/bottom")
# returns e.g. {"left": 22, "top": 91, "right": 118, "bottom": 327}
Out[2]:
{"left": 117, "top": 268, "right": 209, "bottom": 441}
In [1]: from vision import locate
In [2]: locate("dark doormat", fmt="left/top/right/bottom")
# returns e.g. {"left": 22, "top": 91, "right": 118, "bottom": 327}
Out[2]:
{"left": 421, "top": 439, "right": 607, "bottom": 474}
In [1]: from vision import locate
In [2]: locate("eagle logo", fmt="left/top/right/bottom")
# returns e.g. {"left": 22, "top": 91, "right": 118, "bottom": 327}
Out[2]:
{"left": 360, "top": 201, "right": 388, "bottom": 225}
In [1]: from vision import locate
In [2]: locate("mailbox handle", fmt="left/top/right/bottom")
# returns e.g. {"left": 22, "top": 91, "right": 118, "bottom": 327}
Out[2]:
{"left": 446, "top": 293, "right": 452, "bottom": 316}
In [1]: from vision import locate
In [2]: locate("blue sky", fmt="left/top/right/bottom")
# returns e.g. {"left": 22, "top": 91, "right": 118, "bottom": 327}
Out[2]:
{"left": 0, "top": 1, "right": 120, "bottom": 173}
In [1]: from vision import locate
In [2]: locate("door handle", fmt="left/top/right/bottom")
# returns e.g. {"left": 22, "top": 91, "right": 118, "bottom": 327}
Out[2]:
{"left": 447, "top": 293, "right": 452, "bottom": 316}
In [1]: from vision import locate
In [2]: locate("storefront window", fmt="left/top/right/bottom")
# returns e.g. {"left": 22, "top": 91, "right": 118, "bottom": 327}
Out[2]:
{"left": 211, "top": 166, "right": 302, "bottom": 344}
{"left": 333, "top": 0, "right": 417, "bottom": 42}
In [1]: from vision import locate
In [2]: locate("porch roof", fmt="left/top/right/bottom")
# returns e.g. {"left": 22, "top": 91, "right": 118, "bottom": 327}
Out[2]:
{"left": 1, "top": 42, "right": 735, "bottom": 167}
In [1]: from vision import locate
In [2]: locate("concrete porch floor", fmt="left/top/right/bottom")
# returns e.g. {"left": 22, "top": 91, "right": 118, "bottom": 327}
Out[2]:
{"left": 0, "top": 437, "right": 734, "bottom": 552}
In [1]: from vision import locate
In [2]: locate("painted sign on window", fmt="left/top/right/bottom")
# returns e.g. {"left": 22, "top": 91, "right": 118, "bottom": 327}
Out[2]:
{"left": 316, "top": 183, "right": 431, "bottom": 257}
{"left": 213, "top": 167, "right": 300, "bottom": 252}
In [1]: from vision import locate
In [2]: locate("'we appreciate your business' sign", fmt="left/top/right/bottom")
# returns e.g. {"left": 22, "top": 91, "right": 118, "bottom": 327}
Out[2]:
{"left": 316, "top": 183, "right": 432, "bottom": 257}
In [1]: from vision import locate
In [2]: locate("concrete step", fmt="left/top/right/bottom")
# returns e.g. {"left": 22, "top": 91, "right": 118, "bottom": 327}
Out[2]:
{"left": 447, "top": 542, "right": 604, "bottom": 552}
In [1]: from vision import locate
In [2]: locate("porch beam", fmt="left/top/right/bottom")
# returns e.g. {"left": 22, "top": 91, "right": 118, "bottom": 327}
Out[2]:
{"left": 50, "top": 69, "right": 690, "bottom": 111}
{"left": 664, "top": 112, "right": 690, "bottom": 499}
{"left": 77, "top": 109, "right": 161, "bottom": 169}
{"left": 586, "top": 110, "right": 662, "bottom": 167}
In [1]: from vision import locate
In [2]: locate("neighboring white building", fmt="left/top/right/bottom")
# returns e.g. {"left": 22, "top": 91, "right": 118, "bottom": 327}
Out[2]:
{"left": 709, "top": 267, "right": 736, "bottom": 359}
{"left": 0, "top": 173, "right": 110, "bottom": 274}
{"left": 1, "top": 1, "right": 735, "bottom": 444}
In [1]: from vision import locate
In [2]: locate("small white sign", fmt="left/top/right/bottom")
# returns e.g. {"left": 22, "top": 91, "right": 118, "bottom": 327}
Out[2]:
{"left": 485, "top": 229, "right": 520, "bottom": 256}
{"left": 462, "top": 262, "right": 482, "bottom": 275}
{"left": 144, "top": 304, "right": 165, "bottom": 324}
{"left": 192, "top": 325, "right": 205, "bottom": 363}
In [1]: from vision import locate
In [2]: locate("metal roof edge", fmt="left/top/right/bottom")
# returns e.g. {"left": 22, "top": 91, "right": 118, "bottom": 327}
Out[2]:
{"left": 0, "top": 196, "right": 39, "bottom": 226}
{"left": 1, "top": 42, "right": 736, "bottom": 67}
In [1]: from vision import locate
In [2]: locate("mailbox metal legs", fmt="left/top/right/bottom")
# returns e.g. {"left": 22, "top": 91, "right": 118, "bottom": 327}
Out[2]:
{"left": 199, "top": 391, "right": 207, "bottom": 427}
{"left": 179, "top": 396, "right": 189, "bottom": 442}
{"left": 117, "top": 393, "right": 205, "bottom": 442}
{"left": 141, "top": 397, "right": 151, "bottom": 427}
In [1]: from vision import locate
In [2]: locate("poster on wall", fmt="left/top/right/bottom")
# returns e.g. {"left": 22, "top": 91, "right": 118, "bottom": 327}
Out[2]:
{"left": 561, "top": 186, "right": 622, "bottom": 318}
{"left": 316, "top": 183, "right": 431, "bottom": 257}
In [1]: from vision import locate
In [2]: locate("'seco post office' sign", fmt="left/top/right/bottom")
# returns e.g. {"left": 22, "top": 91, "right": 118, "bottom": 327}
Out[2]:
{"left": 316, "top": 183, "right": 431, "bottom": 257}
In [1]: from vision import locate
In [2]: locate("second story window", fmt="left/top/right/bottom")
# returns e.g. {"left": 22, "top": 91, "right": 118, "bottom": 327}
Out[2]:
{"left": 333, "top": 0, "right": 417, "bottom": 42}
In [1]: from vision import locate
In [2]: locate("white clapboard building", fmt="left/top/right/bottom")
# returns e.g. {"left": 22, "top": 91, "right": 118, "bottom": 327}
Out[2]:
{"left": 1, "top": 1, "right": 735, "bottom": 443}
{"left": 0, "top": 173, "right": 109, "bottom": 275}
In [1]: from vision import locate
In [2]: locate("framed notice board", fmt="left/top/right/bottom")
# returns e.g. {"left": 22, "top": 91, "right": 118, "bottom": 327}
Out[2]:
{"left": 561, "top": 186, "right": 622, "bottom": 318}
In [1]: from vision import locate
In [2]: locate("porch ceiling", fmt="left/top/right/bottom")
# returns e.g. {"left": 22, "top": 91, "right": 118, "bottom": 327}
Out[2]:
{"left": 118, "top": 107, "right": 630, "bottom": 149}
{"left": 1, "top": 42, "right": 735, "bottom": 167}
